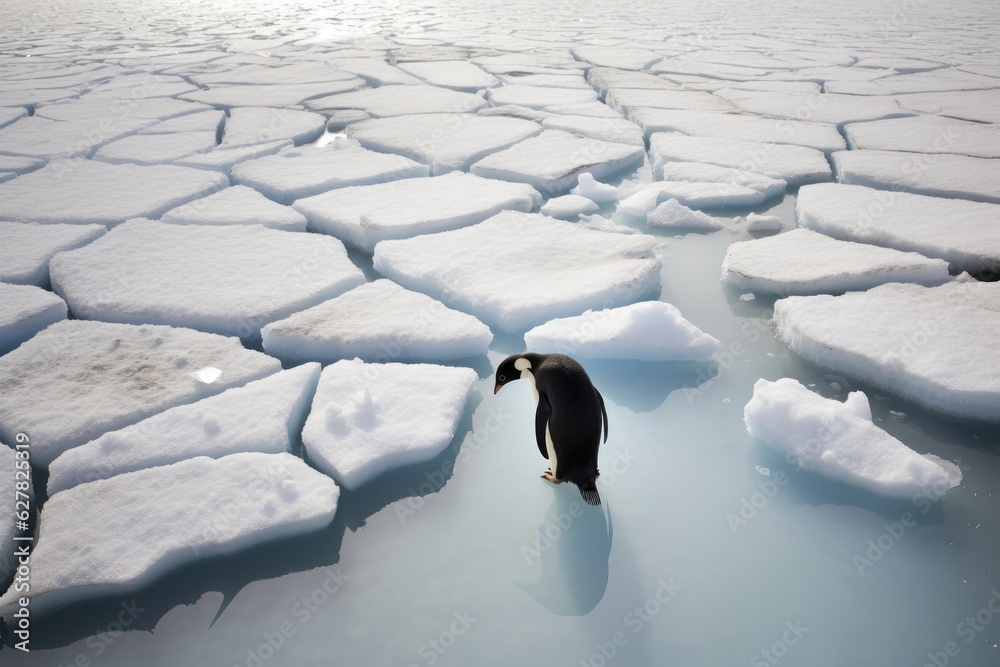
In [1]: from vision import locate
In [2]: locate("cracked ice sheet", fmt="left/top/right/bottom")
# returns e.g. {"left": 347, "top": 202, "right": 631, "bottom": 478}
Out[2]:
{"left": 844, "top": 115, "right": 1000, "bottom": 159}
{"left": 715, "top": 90, "right": 911, "bottom": 125}
{"left": 0, "top": 283, "right": 68, "bottom": 356}
{"left": 486, "top": 85, "right": 598, "bottom": 109}
{"left": 301, "top": 359, "right": 477, "bottom": 489}
{"left": 292, "top": 171, "right": 540, "bottom": 253}
{"left": 179, "top": 79, "right": 365, "bottom": 109}
{"left": 721, "top": 228, "right": 951, "bottom": 296}
{"left": 773, "top": 282, "right": 1000, "bottom": 423}
{"left": 221, "top": 107, "right": 326, "bottom": 147}
{"left": 0, "top": 320, "right": 281, "bottom": 467}
{"left": 305, "top": 84, "right": 487, "bottom": 117}
{"left": 397, "top": 60, "right": 499, "bottom": 91}
{"left": 50, "top": 220, "right": 365, "bottom": 339}
{"left": 0, "top": 443, "right": 31, "bottom": 583}
{"left": 0, "top": 160, "right": 228, "bottom": 226}
{"left": 93, "top": 131, "right": 218, "bottom": 165}
{"left": 833, "top": 150, "right": 1000, "bottom": 204}
{"left": 0, "top": 452, "right": 339, "bottom": 616}
{"left": 604, "top": 88, "right": 736, "bottom": 113}
{"left": 796, "top": 183, "right": 1000, "bottom": 275}
{"left": 372, "top": 210, "right": 661, "bottom": 332}
{"left": 160, "top": 185, "right": 307, "bottom": 231}
{"left": 0, "top": 221, "right": 106, "bottom": 288}
{"left": 47, "top": 364, "right": 321, "bottom": 495}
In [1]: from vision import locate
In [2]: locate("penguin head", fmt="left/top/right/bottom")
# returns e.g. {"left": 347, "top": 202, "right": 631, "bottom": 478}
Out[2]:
{"left": 494, "top": 353, "right": 540, "bottom": 394}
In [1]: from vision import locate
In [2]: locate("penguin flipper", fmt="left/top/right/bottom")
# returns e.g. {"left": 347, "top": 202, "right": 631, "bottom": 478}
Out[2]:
{"left": 578, "top": 480, "right": 601, "bottom": 506}
{"left": 597, "top": 388, "right": 609, "bottom": 444}
{"left": 535, "top": 390, "right": 552, "bottom": 460}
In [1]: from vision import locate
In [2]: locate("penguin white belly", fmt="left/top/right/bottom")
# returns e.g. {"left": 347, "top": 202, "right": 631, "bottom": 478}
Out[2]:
{"left": 545, "top": 423, "right": 558, "bottom": 475}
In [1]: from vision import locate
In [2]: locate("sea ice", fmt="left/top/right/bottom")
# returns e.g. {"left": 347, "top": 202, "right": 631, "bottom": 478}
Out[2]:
{"left": 47, "top": 364, "right": 321, "bottom": 495}
{"left": 892, "top": 89, "right": 1000, "bottom": 125}
{"left": 372, "top": 210, "right": 661, "bottom": 332}
{"left": 292, "top": 171, "right": 540, "bottom": 252}
{"left": 333, "top": 58, "right": 423, "bottom": 86}
{"left": 172, "top": 139, "right": 291, "bottom": 175}
{"left": 646, "top": 198, "right": 725, "bottom": 231}
{"left": 301, "top": 359, "right": 477, "bottom": 489}
{"left": 261, "top": 280, "right": 493, "bottom": 365}
{"left": 179, "top": 79, "right": 365, "bottom": 108}
{"left": 0, "top": 283, "right": 67, "bottom": 356}
{"left": 0, "top": 443, "right": 31, "bottom": 585}
{"left": 745, "top": 213, "right": 783, "bottom": 232}
{"left": 232, "top": 139, "right": 429, "bottom": 203}
{"left": 305, "top": 84, "right": 487, "bottom": 117}
{"left": 657, "top": 161, "right": 786, "bottom": 199}
{"left": 0, "top": 221, "right": 106, "bottom": 288}
{"left": 50, "top": 220, "right": 365, "bottom": 338}
{"left": 571, "top": 173, "right": 620, "bottom": 202}
{"left": 487, "top": 85, "right": 598, "bottom": 109}
{"left": 397, "top": 60, "right": 499, "bottom": 91}
{"left": 773, "top": 282, "right": 1000, "bottom": 422}
{"left": 0, "top": 107, "right": 27, "bottom": 129}
{"left": 0, "top": 154, "right": 44, "bottom": 175}
{"left": 619, "top": 181, "right": 770, "bottom": 216}
{"left": 138, "top": 109, "right": 226, "bottom": 135}
{"left": 604, "top": 88, "right": 736, "bottom": 113}
{"left": 0, "top": 452, "right": 338, "bottom": 615}
{"left": 833, "top": 150, "right": 1000, "bottom": 204}
{"left": 586, "top": 67, "right": 681, "bottom": 94}
{"left": 470, "top": 130, "right": 644, "bottom": 196}
{"left": 220, "top": 107, "right": 327, "bottom": 147}
{"left": 716, "top": 90, "right": 910, "bottom": 125}
{"left": 796, "top": 183, "right": 1000, "bottom": 275}
{"left": 744, "top": 378, "right": 962, "bottom": 500}
{"left": 161, "top": 185, "right": 308, "bottom": 231}
{"left": 540, "top": 115, "right": 644, "bottom": 146}
{"left": 571, "top": 46, "right": 663, "bottom": 71}
{"left": 542, "top": 101, "right": 624, "bottom": 118}
{"left": 540, "top": 195, "right": 600, "bottom": 220}
{"left": 524, "top": 301, "right": 721, "bottom": 361}
{"left": 844, "top": 115, "right": 1000, "bottom": 158}
{"left": 345, "top": 113, "right": 541, "bottom": 175}
{"left": 722, "top": 228, "right": 951, "bottom": 295}
{"left": 0, "top": 320, "right": 280, "bottom": 467}
{"left": 93, "top": 131, "right": 218, "bottom": 165}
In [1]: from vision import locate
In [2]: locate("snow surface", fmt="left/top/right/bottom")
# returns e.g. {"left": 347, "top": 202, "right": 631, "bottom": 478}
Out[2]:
{"left": 179, "top": 79, "right": 365, "bottom": 108}
{"left": 138, "top": 109, "right": 226, "bottom": 135}
{"left": 540, "top": 115, "right": 644, "bottom": 146}
{"left": 220, "top": 107, "right": 327, "bottom": 147}
{"left": 0, "top": 320, "right": 280, "bottom": 467}
{"left": 619, "top": 181, "right": 770, "bottom": 216}
{"left": 657, "top": 161, "right": 787, "bottom": 199}
{"left": 0, "top": 282, "right": 67, "bottom": 356}
{"left": 540, "top": 194, "right": 600, "bottom": 220}
{"left": 774, "top": 282, "right": 1000, "bottom": 422}
{"left": 487, "top": 84, "right": 598, "bottom": 109}
{"left": 744, "top": 378, "right": 962, "bottom": 500}
{"left": 571, "top": 172, "right": 620, "bottom": 202}
{"left": 302, "top": 359, "right": 477, "bottom": 489}
{"left": 0, "top": 221, "right": 106, "bottom": 288}
{"left": 373, "top": 210, "right": 661, "bottom": 332}
{"left": 745, "top": 212, "right": 783, "bottom": 232}
{"left": 160, "top": 185, "right": 308, "bottom": 231}
{"left": 646, "top": 198, "right": 725, "bottom": 231}
{"left": 722, "top": 228, "right": 951, "bottom": 295}
{"left": 524, "top": 301, "right": 721, "bottom": 361}
{"left": 605, "top": 88, "right": 736, "bottom": 113}
{"left": 0, "top": 452, "right": 339, "bottom": 615}
{"left": 833, "top": 150, "right": 1000, "bottom": 204}
{"left": 716, "top": 90, "right": 910, "bottom": 125}
{"left": 93, "top": 131, "right": 218, "bottom": 165}
{"left": 306, "top": 84, "right": 487, "bottom": 117}
{"left": 173, "top": 139, "right": 292, "bottom": 175}
{"left": 50, "top": 219, "right": 365, "bottom": 339}
{"left": 0, "top": 443, "right": 30, "bottom": 585}
{"left": 261, "top": 280, "right": 493, "bottom": 364}
{"left": 844, "top": 115, "right": 1000, "bottom": 158}
{"left": 293, "top": 171, "right": 540, "bottom": 252}
{"left": 47, "top": 364, "right": 321, "bottom": 495}
{"left": 397, "top": 60, "right": 499, "bottom": 91}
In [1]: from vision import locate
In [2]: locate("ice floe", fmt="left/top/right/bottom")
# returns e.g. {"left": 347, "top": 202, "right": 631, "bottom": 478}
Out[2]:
{"left": 744, "top": 378, "right": 962, "bottom": 500}
{"left": 47, "top": 364, "right": 321, "bottom": 495}
{"left": 524, "top": 301, "right": 720, "bottom": 361}
{"left": 716, "top": 90, "right": 910, "bottom": 125}
{"left": 540, "top": 115, "right": 644, "bottom": 146}
{"left": 93, "top": 131, "right": 218, "bottom": 165}
{"left": 261, "top": 280, "right": 493, "bottom": 365}
{"left": 605, "top": 88, "right": 736, "bottom": 113}
{"left": 572, "top": 46, "right": 663, "bottom": 71}
{"left": 0, "top": 320, "right": 280, "bottom": 467}
{"left": 657, "top": 161, "right": 787, "bottom": 199}
{"left": 161, "top": 185, "right": 308, "bottom": 231}
{"left": 220, "top": 107, "right": 327, "bottom": 147}
{"left": 301, "top": 359, "right": 477, "bottom": 489}
{"left": 179, "top": 79, "right": 365, "bottom": 108}
{"left": 646, "top": 198, "right": 725, "bottom": 231}
{"left": 586, "top": 67, "right": 682, "bottom": 94}
{"left": 540, "top": 195, "right": 600, "bottom": 220}
{"left": 844, "top": 115, "right": 1000, "bottom": 158}
{"left": 745, "top": 212, "right": 783, "bottom": 232}
{"left": 487, "top": 85, "right": 598, "bottom": 109}
{"left": 833, "top": 150, "right": 1000, "bottom": 204}
{"left": 0, "top": 221, "right": 106, "bottom": 288}
{"left": 137, "top": 109, "right": 226, "bottom": 135}
{"left": 306, "top": 84, "right": 487, "bottom": 117}
{"left": 0, "top": 283, "right": 67, "bottom": 355}
{"left": 397, "top": 60, "right": 499, "bottom": 91}
{"left": 773, "top": 282, "right": 1000, "bottom": 422}
{"left": 172, "top": 139, "right": 291, "bottom": 175}
{"left": 372, "top": 210, "right": 661, "bottom": 332}
{"left": 293, "top": 171, "right": 540, "bottom": 252}
{"left": 571, "top": 172, "right": 621, "bottom": 203}
{"left": 619, "top": 181, "right": 771, "bottom": 216}
{"left": 0, "top": 452, "right": 338, "bottom": 615}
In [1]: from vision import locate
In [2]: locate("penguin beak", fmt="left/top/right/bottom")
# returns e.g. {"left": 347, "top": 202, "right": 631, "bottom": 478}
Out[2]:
{"left": 493, "top": 383, "right": 501, "bottom": 395}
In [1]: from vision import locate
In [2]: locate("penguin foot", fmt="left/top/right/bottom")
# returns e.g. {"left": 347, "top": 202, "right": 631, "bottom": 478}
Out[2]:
{"left": 540, "top": 470, "right": 562, "bottom": 484}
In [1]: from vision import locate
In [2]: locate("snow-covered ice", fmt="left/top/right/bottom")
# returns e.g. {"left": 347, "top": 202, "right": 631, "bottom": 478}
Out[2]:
{"left": 0, "top": 282, "right": 67, "bottom": 356}
{"left": 0, "top": 221, "right": 106, "bottom": 288}
{"left": 220, "top": 107, "right": 327, "bottom": 147}
{"left": 138, "top": 109, "right": 225, "bottom": 135}
{"left": 773, "top": 282, "right": 1000, "bottom": 422}
{"left": 524, "top": 301, "right": 721, "bottom": 361}
{"left": 232, "top": 139, "right": 429, "bottom": 203}
{"left": 540, "top": 115, "right": 644, "bottom": 146}
{"left": 844, "top": 115, "right": 1000, "bottom": 158}
{"left": 571, "top": 172, "right": 621, "bottom": 202}
{"left": 172, "top": 139, "right": 291, "bottom": 175}
{"left": 657, "top": 161, "right": 787, "bottom": 199}
{"left": 160, "top": 185, "right": 308, "bottom": 231}
{"left": 722, "top": 228, "right": 951, "bottom": 295}
{"left": 179, "top": 79, "right": 365, "bottom": 108}
{"left": 301, "top": 359, "right": 477, "bottom": 489}
{"left": 0, "top": 452, "right": 339, "bottom": 615}
{"left": 0, "top": 320, "right": 280, "bottom": 467}
{"left": 261, "top": 280, "right": 492, "bottom": 365}
{"left": 47, "top": 364, "right": 321, "bottom": 495}
{"left": 833, "top": 150, "right": 1000, "bottom": 204}
{"left": 646, "top": 198, "right": 725, "bottom": 231}
{"left": 397, "top": 60, "right": 499, "bottom": 91}
{"left": 716, "top": 90, "right": 910, "bottom": 125}
{"left": 744, "top": 378, "right": 962, "bottom": 500}
{"left": 745, "top": 212, "right": 783, "bottom": 232}
{"left": 604, "top": 88, "right": 736, "bottom": 113}
{"left": 93, "top": 131, "right": 218, "bottom": 165}
{"left": 50, "top": 220, "right": 365, "bottom": 338}
{"left": 619, "top": 181, "right": 771, "bottom": 216}
{"left": 540, "top": 195, "right": 600, "bottom": 220}
{"left": 0, "top": 443, "right": 31, "bottom": 585}
{"left": 572, "top": 46, "right": 663, "bottom": 71}
{"left": 306, "top": 84, "right": 487, "bottom": 117}
{"left": 796, "top": 183, "right": 1000, "bottom": 275}
{"left": 487, "top": 85, "right": 597, "bottom": 109}
{"left": 373, "top": 210, "right": 661, "bottom": 332}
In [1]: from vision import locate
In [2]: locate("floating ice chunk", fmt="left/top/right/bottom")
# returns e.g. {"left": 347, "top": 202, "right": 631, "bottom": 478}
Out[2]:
{"left": 540, "top": 195, "right": 600, "bottom": 220}
{"left": 0, "top": 107, "right": 26, "bottom": 129}
{"left": 0, "top": 221, "right": 106, "bottom": 288}
{"left": 542, "top": 101, "right": 624, "bottom": 118}
{"left": 0, "top": 160, "right": 228, "bottom": 226}
{"left": 232, "top": 139, "right": 429, "bottom": 203}
{"left": 261, "top": 280, "right": 493, "bottom": 364}
{"left": 572, "top": 46, "right": 663, "bottom": 71}
{"left": 0, "top": 320, "right": 280, "bottom": 467}
{"left": 172, "top": 139, "right": 291, "bottom": 175}
{"left": 292, "top": 171, "right": 540, "bottom": 252}
{"left": 138, "top": 110, "right": 226, "bottom": 135}
{"left": 833, "top": 150, "right": 1000, "bottom": 204}
{"left": 716, "top": 90, "right": 910, "bottom": 125}
{"left": 620, "top": 182, "right": 769, "bottom": 216}
{"left": 540, "top": 115, "right": 644, "bottom": 146}
{"left": 397, "top": 60, "right": 499, "bottom": 91}
{"left": 305, "top": 84, "right": 487, "bottom": 117}
{"left": 577, "top": 215, "right": 640, "bottom": 235}
{"left": 0, "top": 283, "right": 67, "bottom": 355}
{"left": 50, "top": 220, "right": 365, "bottom": 338}
{"left": 649, "top": 133, "right": 832, "bottom": 186}
{"left": 646, "top": 198, "right": 724, "bottom": 231}
{"left": 605, "top": 88, "right": 736, "bottom": 113}
{"left": 844, "top": 116, "right": 1000, "bottom": 158}
{"left": 745, "top": 213, "right": 783, "bottom": 232}
{"left": 657, "top": 161, "right": 786, "bottom": 199}
{"left": 179, "top": 79, "right": 365, "bottom": 108}
{"left": 0, "top": 443, "right": 31, "bottom": 584}
{"left": 796, "top": 183, "right": 1000, "bottom": 275}
{"left": 470, "top": 130, "right": 644, "bottom": 196}
{"left": 302, "top": 359, "right": 477, "bottom": 489}
{"left": 345, "top": 113, "right": 540, "bottom": 175}
{"left": 524, "top": 301, "right": 720, "bottom": 361}
{"left": 47, "top": 364, "right": 321, "bottom": 495}
{"left": 221, "top": 107, "right": 326, "bottom": 147}
{"left": 773, "top": 282, "right": 1000, "bottom": 422}
{"left": 630, "top": 109, "right": 846, "bottom": 152}
{"left": 160, "top": 185, "right": 306, "bottom": 231}
{"left": 571, "top": 173, "right": 620, "bottom": 203}
{"left": 0, "top": 452, "right": 338, "bottom": 615}
{"left": 487, "top": 85, "right": 597, "bottom": 109}
{"left": 744, "top": 378, "right": 962, "bottom": 500}
{"left": 373, "top": 211, "right": 661, "bottom": 332}
{"left": 722, "top": 228, "right": 951, "bottom": 295}
{"left": 93, "top": 131, "right": 218, "bottom": 165}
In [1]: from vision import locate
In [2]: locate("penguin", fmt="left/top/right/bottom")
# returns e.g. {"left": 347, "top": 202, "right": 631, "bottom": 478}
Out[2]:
{"left": 494, "top": 353, "right": 608, "bottom": 505}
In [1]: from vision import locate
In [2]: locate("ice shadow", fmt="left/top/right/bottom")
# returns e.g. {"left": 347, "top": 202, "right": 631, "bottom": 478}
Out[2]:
{"left": 583, "top": 358, "right": 714, "bottom": 413}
